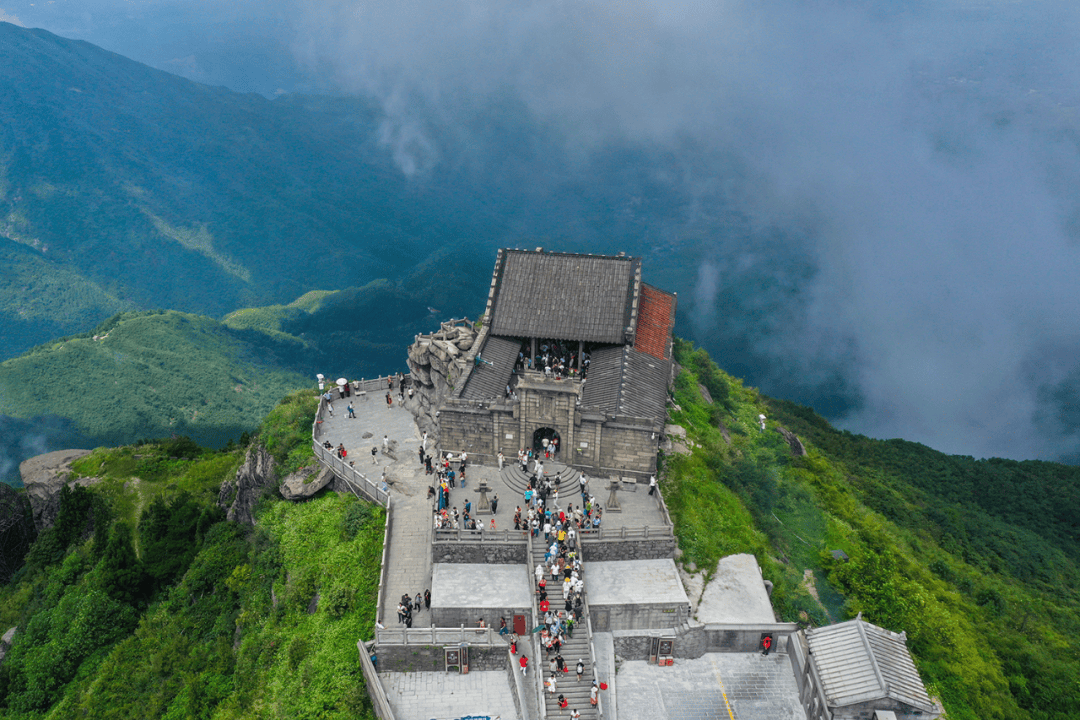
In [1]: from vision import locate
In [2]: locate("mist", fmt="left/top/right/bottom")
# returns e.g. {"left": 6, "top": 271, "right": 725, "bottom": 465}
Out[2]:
{"left": 7, "top": 0, "right": 1080, "bottom": 462}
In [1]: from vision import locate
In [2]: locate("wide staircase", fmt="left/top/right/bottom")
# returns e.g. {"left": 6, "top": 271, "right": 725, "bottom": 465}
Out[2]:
{"left": 529, "top": 535, "right": 599, "bottom": 720}
{"left": 502, "top": 460, "right": 582, "bottom": 496}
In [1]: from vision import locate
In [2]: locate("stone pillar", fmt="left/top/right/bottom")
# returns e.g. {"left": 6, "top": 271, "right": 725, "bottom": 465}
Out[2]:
{"left": 606, "top": 478, "right": 622, "bottom": 512}
{"left": 476, "top": 480, "right": 492, "bottom": 514}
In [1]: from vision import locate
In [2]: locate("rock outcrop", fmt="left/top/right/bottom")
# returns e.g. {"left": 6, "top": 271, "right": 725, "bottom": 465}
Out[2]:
{"left": 0, "top": 627, "right": 16, "bottom": 667}
{"left": 775, "top": 426, "right": 808, "bottom": 457}
{"left": 0, "top": 485, "right": 35, "bottom": 583}
{"left": 405, "top": 319, "right": 480, "bottom": 444}
{"left": 19, "top": 449, "right": 94, "bottom": 532}
{"left": 218, "top": 445, "right": 277, "bottom": 525}
{"left": 279, "top": 465, "right": 335, "bottom": 501}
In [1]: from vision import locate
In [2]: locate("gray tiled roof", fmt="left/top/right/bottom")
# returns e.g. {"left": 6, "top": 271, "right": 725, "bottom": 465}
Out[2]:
{"left": 580, "top": 345, "right": 670, "bottom": 421}
{"left": 460, "top": 336, "right": 522, "bottom": 401}
{"left": 805, "top": 615, "right": 936, "bottom": 713}
{"left": 489, "top": 250, "right": 639, "bottom": 343}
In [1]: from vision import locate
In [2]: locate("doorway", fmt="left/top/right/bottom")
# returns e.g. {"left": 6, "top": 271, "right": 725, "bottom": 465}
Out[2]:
{"left": 532, "top": 427, "right": 561, "bottom": 458}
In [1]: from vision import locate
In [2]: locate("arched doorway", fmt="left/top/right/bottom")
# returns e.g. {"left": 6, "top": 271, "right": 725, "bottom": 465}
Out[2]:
{"left": 532, "top": 427, "right": 561, "bottom": 458}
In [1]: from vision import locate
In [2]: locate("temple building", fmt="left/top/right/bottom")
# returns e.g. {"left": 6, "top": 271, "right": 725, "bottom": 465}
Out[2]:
{"left": 408, "top": 248, "right": 677, "bottom": 480}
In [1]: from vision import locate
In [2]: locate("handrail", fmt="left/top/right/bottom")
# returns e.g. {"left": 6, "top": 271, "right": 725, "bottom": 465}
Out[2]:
{"left": 357, "top": 639, "right": 396, "bottom": 720}
{"left": 432, "top": 528, "right": 528, "bottom": 543}
{"left": 526, "top": 528, "right": 547, "bottom": 719}
{"left": 374, "top": 625, "right": 501, "bottom": 647}
{"left": 578, "top": 525, "right": 674, "bottom": 540}
{"left": 576, "top": 542, "right": 604, "bottom": 720}
{"left": 374, "top": 496, "right": 393, "bottom": 630}
{"left": 311, "top": 440, "right": 390, "bottom": 507}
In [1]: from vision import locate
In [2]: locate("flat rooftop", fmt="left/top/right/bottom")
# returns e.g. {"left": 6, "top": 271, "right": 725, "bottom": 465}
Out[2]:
{"left": 616, "top": 653, "right": 804, "bottom": 720}
{"left": 696, "top": 554, "right": 775, "bottom": 624}
{"left": 587, "top": 559, "right": 689, "bottom": 606}
{"left": 431, "top": 563, "right": 533, "bottom": 608}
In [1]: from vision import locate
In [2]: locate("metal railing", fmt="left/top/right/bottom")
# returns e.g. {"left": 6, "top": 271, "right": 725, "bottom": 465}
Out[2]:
{"left": 375, "top": 625, "right": 503, "bottom": 647}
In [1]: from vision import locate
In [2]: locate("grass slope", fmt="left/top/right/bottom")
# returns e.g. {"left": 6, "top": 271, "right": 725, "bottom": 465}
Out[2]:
{"left": 664, "top": 339, "right": 1080, "bottom": 720}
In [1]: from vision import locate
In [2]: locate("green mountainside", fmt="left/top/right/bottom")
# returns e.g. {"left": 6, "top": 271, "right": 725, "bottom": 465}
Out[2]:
{"left": 664, "top": 340, "right": 1080, "bottom": 720}
{"left": 0, "top": 346, "right": 1076, "bottom": 718}
{"left": 0, "top": 391, "right": 385, "bottom": 719}
{"left": 0, "top": 280, "right": 440, "bottom": 486}
{"left": 0, "top": 21, "right": 498, "bottom": 360}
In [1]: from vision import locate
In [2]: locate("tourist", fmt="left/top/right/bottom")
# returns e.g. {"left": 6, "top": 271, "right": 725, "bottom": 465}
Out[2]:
{"left": 576, "top": 658, "right": 585, "bottom": 681}
{"left": 649, "top": 475, "right": 657, "bottom": 495}
{"left": 385, "top": 392, "right": 392, "bottom": 408}
{"left": 491, "top": 494, "right": 499, "bottom": 514}
{"left": 497, "top": 450, "right": 505, "bottom": 469}
{"left": 371, "top": 446, "right": 378, "bottom": 465}
{"left": 347, "top": 403, "right": 356, "bottom": 418}
{"left": 520, "top": 655, "right": 529, "bottom": 675}
{"left": 424, "top": 589, "right": 431, "bottom": 609}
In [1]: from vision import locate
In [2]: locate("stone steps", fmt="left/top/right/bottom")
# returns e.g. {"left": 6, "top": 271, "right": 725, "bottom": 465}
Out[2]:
{"left": 530, "top": 541, "right": 599, "bottom": 720}
{"left": 501, "top": 461, "right": 582, "bottom": 497}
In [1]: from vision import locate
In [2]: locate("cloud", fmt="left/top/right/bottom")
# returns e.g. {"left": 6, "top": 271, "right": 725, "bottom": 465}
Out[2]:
{"left": 0, "top": 9, "right": 24, "bottom": 26}
{"left": 281, "top": 0, "right": 1080, "bottom": 461}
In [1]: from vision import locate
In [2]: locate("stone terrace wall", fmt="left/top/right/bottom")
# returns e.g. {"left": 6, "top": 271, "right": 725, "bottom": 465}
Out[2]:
{"left": 431, "top": 542, "right": 527, "bottom": 564}
{"left": 613, "top": 622, "right": 801, "bottom": 660}
{"left": 376, "top": 643, "right": 508, "bottom": 673}
{"left": 432, "top": 606, "right": 532, "bottom": 631}
{"left": 592, "top": 603, "right": 691, "bottom": 632}
{"left": 580, "top": 537, "right": 676, "bottom": 561}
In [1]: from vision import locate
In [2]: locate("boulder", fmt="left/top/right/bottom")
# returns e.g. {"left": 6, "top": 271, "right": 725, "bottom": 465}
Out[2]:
{"left": 19, "top": 449, "right": 94, "bottom": 532}
{"left": 280, "top": 465, "right": 335, "bottom": 501}
{"left": 218, "top": 445, "right": 277, "bottom": 525}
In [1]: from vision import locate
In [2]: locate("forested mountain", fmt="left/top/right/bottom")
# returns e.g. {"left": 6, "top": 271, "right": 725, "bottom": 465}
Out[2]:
{"left": 1, "top": 347, "right": 1077, "bottom": 719}
{"left": 0, "top": 21, "right": 497, "bottom": 359}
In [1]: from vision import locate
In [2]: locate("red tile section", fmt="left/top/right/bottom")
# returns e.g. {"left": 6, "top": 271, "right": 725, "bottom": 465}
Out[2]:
{"left": 635, "top": 284, "right": 674, "bottom": 360}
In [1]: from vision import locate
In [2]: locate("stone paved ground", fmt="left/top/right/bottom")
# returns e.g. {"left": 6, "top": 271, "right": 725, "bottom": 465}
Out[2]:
{"left": 616, "top": 654, "right": 804, "bottom": 720}
{"left": 379, "top": 670, "right": 520, "bottom": 720}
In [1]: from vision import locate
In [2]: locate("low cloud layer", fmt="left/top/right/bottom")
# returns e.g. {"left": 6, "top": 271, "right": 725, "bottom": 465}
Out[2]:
{"left": 11, "top": 0, "right": 1080, "bottom": 461}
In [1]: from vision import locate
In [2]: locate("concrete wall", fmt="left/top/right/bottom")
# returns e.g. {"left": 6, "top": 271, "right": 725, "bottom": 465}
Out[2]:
{"left": 580, "top": 537, "right": 676, "bottom": 561}
{"left": 431, "top": 606, "right": 533, "bottom": 631}
{"left": 431, "top": 542, "right": 527, "bottom": 564}
{"left": 375, "top": 643, "right": 508, "bottom": 673}
{"left": 591, "top": 602, "right": 690, "bottom": 632}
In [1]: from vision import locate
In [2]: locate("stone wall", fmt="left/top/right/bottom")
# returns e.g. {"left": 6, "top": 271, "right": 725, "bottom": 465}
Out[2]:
{"left": 591, "top": 602, "right": 691, "bottom": 632}
{"left": 440, "top": 405, "right": 496, "bottom": 461}
{"left": 611, "top": 622, "right": 802, "bottom": 661}
{"left": 375, "top": 643, "right": 508, "bottom": 673}
{"left": 580, "top": 537, "right": 676, "bottom": 561}
{"left": 594, "top": 420, "right": 660, "bottom": 480}
{"left": 431, "top": 606, "right": 533, "bottom": 631}
{"left": 431, "top": 542, "right": 527, "bottom": 564}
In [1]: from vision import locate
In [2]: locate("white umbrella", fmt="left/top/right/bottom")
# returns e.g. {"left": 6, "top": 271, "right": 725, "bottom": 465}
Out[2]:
{"left": 337, "top": 378, "right": 348, "bottom": 386}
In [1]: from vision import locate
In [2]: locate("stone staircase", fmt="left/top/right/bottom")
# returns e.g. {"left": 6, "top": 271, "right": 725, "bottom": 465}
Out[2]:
{"left": 530, "top": 536, "right": 599, "bottom": 720}
{"left": 502, "top": 460, "right": 582, "bottom": 497}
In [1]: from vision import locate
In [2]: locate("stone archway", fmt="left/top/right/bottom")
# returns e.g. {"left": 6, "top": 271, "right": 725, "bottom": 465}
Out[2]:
{"left": 531, "top": 427, "right": 561, "bottom": 457}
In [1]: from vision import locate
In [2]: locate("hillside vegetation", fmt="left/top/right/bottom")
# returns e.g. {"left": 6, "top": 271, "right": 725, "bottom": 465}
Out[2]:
{"left": 0, "top": 390, "right": 383, "bottom": 719}
{"left": 663, "top": 339, "right": 1080, "bottom": 720}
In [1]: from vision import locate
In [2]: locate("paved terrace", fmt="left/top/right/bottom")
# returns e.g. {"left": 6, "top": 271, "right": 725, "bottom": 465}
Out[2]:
{"left": 315, "top": 386, "right": 670, "bottom": 630}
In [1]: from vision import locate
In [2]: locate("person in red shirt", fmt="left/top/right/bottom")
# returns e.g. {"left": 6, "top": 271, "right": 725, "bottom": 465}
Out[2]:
{"left": 519, "top": 655, "right": 529, "bottom": 675}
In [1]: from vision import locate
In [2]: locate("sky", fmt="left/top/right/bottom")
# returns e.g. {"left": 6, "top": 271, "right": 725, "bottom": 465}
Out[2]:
{"left": 4, "top": 0, "right": 1080, "bottom": 463}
